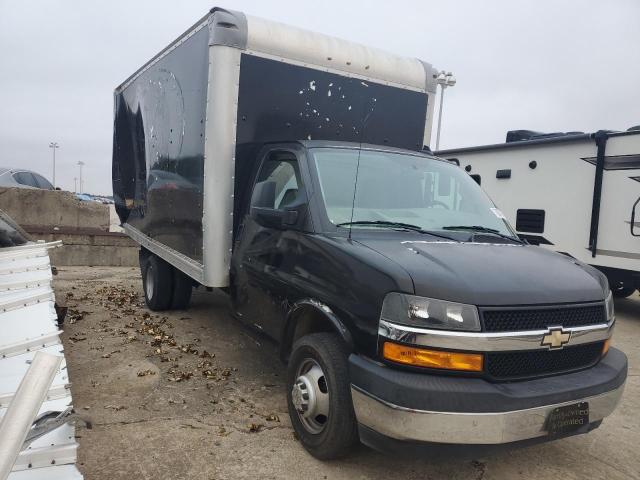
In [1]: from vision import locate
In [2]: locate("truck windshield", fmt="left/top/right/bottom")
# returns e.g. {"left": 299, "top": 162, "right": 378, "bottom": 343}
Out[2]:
{"left": 309, "top": 147, "right": 516, "bottom": 238}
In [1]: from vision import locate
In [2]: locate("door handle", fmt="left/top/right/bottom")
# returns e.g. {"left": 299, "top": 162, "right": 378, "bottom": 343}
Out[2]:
{"left": 632, "top": 196, "right": 640, "bottom": 237}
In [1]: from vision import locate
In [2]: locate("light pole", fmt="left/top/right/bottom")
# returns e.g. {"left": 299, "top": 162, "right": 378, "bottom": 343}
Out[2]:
{"left": 48, "top": 142, "right": 59, "bottom": 188}
{"left": 77, "top": 161, "right": 85, "bottom": 194}
{"left": 74, "top": 177, "right": 77, "bottom": 193}
{"left": 435, "top": 71, "right": 456, "bottom": 151}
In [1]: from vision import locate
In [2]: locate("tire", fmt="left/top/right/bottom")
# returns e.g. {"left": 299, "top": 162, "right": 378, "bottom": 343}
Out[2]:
{"left": 286, "top": 333, "right": 359, "bottom": 460}
{"left": 612, "top": 286, "right": 636, "bottom": 298}
{"left": 142, "top": 255, "right": 173, "bottom": 311}
{"left": 170, "top": 268, "right": 193, "bottom": 309}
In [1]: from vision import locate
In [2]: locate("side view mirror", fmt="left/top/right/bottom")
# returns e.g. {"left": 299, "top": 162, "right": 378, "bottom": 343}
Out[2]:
{"left": 251, "top": 200, "right": 307, "bottom": 230}
{"left": 251, "top": 181, "right": 276, "bottom": 208}
{"left": 250, "top": 180, "right": 308, "bottom": 229}
{"left": 251, "top": 207, "right": 286, "bottom": 228}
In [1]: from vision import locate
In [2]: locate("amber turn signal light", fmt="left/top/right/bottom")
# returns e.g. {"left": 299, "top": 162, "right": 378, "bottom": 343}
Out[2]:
{"left": 602, "top": 338, "right": 611, "bottom": 356}
{"left": 382, "top": 342, "right": 484, "bottom": 372}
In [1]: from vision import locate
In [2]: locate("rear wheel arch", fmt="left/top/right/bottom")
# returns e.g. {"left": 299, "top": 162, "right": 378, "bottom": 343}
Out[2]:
{"left": 280, "top": 299, "right": 354, "bottom": 361}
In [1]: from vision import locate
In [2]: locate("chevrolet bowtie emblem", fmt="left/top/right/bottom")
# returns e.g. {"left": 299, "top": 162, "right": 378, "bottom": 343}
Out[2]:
{"left": 541, "top": 328, "right": 571, "bottom": 349}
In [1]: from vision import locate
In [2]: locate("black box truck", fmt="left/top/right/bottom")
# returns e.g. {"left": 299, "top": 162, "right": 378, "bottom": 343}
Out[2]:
{"left": 113, "top": 7, "right": 626, "bottom": 459}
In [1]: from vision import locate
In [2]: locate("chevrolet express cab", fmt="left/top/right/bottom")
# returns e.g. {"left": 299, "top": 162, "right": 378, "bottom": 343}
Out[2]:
{"left": 112, "top": 8, "right": 627, "bottom": 459}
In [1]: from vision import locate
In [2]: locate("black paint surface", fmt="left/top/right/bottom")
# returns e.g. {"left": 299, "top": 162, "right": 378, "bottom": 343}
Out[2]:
{"left": 233, "top": 53, "right": 429, "bottom": 236}
{"left": 112, "top": 26, "right": 208, "bottom": 261}
{"left": 236, "top": 54, "right": 427, "bottom": 149}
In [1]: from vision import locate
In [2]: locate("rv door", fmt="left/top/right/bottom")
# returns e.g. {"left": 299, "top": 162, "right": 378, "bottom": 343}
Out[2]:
{"left": 631, "top": 196, "right": 640, "bottom": 237}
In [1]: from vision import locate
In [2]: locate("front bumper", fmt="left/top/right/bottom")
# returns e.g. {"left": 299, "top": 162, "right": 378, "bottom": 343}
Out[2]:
{"left": 349, "top": 347, "right": 627, "bottom": 445}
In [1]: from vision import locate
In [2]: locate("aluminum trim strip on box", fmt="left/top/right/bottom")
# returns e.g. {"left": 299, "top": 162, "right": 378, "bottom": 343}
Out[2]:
{"left": 244, "top": 14, "right": 428, "bottom": 92}
{"left": 122, "top": 224, "right": 204, "bottom": 284}
{"left": 201, "top": 44, "right": 241, "bottom": 288}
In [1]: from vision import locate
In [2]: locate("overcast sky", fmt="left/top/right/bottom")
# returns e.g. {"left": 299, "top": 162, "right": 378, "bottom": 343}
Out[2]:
{"left": 1, "top": 0, "right": 638, "bottom": 195}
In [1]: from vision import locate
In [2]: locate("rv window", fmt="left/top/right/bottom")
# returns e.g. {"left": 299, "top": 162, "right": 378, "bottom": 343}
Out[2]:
{"left": 252, "top": 154, "right": 302, "bottom": 210}
{"left": 516, "top": 209, "right": 545, "bottom": 233}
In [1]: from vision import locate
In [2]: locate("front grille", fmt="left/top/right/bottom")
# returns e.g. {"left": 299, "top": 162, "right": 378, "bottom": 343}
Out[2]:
{"left": 481, "top": 304, "right": 605, "bottom": 332}
{"left": 486, "top": 342, "right": 604, "bottom": 380}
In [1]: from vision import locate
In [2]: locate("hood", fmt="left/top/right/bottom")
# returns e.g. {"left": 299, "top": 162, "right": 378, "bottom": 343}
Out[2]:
{"left": 355, "top": 236, "right": 607, "bottom": 306}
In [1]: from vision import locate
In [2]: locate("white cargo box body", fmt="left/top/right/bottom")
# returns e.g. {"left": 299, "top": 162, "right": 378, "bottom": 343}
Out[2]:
{"left": 112, "top": 7, "right": 439, "bottom": 287}
{"left": 438, "top": 130, "right": 640, "bottom": 291}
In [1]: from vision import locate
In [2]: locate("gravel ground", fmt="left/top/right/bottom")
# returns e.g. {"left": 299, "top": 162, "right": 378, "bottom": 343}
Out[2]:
{"left": 54, "top": 266, "right": 640, "bottom": 480}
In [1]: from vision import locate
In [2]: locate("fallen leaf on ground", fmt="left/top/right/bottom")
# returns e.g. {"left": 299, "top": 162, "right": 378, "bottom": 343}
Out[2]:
{"left": 247, "top": 423, "right": 263, "bottom": 433}
{"left": 104, "top": 405, "right": 127, "bottom": 411}
{"left": 101, "top": 350, "right": 121, "bottom": 359}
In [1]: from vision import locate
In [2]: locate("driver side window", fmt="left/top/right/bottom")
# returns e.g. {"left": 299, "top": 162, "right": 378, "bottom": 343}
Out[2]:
{"left": 251, "top": 152, "right": 302, "bottom": 210}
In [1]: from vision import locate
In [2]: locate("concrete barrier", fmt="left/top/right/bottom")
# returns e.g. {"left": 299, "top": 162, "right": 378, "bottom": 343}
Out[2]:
{"left": 26, "top": 227, "right": 138, "bottom": 267}
{"left": 0, "top": 187, "right": 109, "bottom": 230}
{"left": 0, "top": 188, "right": 137, "bottom": 267}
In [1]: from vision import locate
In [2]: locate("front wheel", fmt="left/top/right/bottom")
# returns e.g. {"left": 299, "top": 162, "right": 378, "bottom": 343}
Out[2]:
{"left": 286, "top": 333, "right": 358, "bottom": 460}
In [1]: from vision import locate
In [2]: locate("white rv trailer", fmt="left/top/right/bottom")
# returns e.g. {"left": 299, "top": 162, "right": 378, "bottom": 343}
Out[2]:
{"left": 437, "top": 128, "right": 640, "bottom": 297}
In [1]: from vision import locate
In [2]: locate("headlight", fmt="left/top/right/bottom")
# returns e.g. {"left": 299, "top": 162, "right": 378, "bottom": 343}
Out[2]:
{"left": 380, "top": 293, "right": 481, "bottom": 331}
{"left": 605, "top": 290, "right": 615, "bottom": 322}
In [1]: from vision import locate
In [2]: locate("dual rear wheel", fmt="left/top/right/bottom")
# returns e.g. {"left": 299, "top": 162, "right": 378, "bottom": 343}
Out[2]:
{"left": 140, "top": 252, "right": 193, "bottom": 311}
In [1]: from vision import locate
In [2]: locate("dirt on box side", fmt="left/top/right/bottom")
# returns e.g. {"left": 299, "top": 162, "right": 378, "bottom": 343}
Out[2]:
{"left": 55, "top": 267, "right": 640, "bottom": 480}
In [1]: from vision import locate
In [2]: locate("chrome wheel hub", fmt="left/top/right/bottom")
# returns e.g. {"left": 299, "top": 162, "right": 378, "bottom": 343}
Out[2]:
{"left": 291, "top": 359, "right": 330, "bottom": 434}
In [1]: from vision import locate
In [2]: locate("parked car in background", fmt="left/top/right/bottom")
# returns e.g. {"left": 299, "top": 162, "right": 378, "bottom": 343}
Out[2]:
{"left": 0, "top": 167, "right": 54, "bottom": 190}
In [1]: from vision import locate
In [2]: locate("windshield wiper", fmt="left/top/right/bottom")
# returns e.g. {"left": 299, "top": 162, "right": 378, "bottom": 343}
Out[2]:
{"left": 442, "top": 225, "right": 523, "bottom": 244}
{"left": 337, "top": 220, "right": 423, "bottom": 230}
{"left": 336, "top": 221, "right": 459, "bottom": 242}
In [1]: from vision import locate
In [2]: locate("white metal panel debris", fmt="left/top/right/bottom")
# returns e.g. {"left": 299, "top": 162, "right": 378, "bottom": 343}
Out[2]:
{"left": 0, "top": 241, "right": 83, "bottom": 479}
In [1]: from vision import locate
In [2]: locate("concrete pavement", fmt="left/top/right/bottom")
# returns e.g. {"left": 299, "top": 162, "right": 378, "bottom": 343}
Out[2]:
{"left": 54, "top": 267, "right": 640, "bottom": 480}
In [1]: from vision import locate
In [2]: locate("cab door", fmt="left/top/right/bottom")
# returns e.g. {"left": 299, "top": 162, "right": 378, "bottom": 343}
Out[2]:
{"left": 231, "top": 147, "right": 309, "bottom": 339}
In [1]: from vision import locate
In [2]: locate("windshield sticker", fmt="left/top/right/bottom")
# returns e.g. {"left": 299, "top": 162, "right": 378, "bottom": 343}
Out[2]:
{"left": 490, "top": 208, "right": 506, "bottom": 219}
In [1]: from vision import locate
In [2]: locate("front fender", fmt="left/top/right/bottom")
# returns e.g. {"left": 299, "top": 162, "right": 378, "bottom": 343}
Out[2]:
{"left": 280, "top": 298, "right": 354, "bottom": 361}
